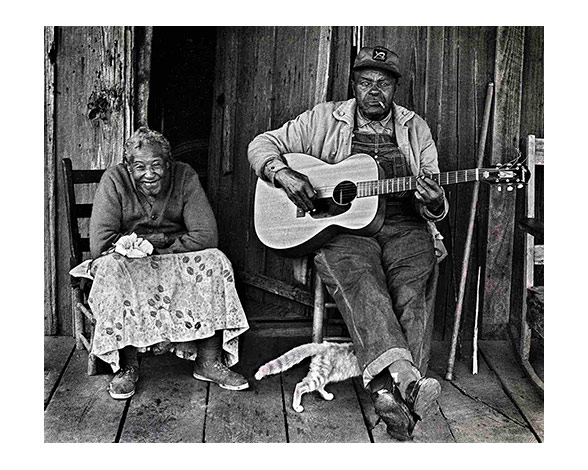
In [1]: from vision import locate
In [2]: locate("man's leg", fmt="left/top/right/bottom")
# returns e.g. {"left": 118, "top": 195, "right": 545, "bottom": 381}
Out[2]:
{"left": 314, "top": 233, "right": 416, "bottom": 439}
{"left": 314, "top": 233, "right": 413, "bottom": 381}
{"left": 378, "top": 220, "right": 440, "bottom": 419}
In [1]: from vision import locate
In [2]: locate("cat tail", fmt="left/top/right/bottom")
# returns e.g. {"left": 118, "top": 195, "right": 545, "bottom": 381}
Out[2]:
{"left": 254, "top": 343, "right": 331, "bottom": 380}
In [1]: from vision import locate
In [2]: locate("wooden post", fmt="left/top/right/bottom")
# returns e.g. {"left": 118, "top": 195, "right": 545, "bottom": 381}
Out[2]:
{"left": 44, "top": 26, "right": 57, "bottom": 335}
{"left": 53, "top": 27, "right": 135, "bottom": 336}
{"left": 136, "top": 26, "right": 153, "bottom": 128}
{"left": 482, "top": 27, "right": 525, "bottom": 338}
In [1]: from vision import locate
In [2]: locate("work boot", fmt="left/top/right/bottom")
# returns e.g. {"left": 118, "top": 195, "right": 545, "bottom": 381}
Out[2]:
{"left": 388, "top": 359, "right": 441, "bottom": 421}
{"left": 369, "top": 372, "right": 416, "bottom": 441}
{"left": 405, "top": 377, "right": 442, "bottom": 421}
{"left": 108, "top": 365, "right": 139, "bottom": 399}
{"left": 192, "top": 333, "right": 248, "bottom": 391}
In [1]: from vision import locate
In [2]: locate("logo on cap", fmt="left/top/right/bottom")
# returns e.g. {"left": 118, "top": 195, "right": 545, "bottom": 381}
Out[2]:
{"left": 373, "top": 48, "right": 387, "bottom": 61}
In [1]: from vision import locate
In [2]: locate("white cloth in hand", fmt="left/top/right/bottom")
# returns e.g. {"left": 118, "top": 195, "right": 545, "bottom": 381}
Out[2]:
{"left": 114, "top": 233, "right": 154, "bottom": 258}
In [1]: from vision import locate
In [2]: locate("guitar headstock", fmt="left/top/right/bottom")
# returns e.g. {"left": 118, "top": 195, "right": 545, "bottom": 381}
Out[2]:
{"left": 480, "top": 163, "right": 530, "bottom": 191}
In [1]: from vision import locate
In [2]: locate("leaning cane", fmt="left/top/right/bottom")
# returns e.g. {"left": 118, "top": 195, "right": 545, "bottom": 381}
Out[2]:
{"left": 445, "top": 83, "right": 494, "bottom": 381}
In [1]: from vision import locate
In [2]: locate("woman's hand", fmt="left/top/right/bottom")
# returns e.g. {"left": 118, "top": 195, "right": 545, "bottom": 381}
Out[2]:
{"left": 141, "top": 232, "right": 169, "bottom": 249}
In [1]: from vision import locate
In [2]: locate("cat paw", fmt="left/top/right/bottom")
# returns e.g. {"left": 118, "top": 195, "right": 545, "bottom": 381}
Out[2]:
{"left": 293, "top": 404, "right": 304, "bottom": 413}
{"left": 322, "top": 392, "right": 334, "bottom": 401}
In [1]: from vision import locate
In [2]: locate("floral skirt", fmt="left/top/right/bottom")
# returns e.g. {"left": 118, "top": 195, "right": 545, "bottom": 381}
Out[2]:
{"left": 88, "top": 248, "right": 249, "bottom": 371}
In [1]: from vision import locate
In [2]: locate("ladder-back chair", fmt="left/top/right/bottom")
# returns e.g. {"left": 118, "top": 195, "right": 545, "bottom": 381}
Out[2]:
{"left": 515, "top": 135, "right": 544, "bottom": 393}
{"left": 62, "top": 158, "right": 105, "bottom": 375}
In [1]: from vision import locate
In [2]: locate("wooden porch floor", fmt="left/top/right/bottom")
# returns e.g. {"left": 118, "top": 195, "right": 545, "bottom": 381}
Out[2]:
{"left": 44, "top": 332, "right": 544, "bottom": 443}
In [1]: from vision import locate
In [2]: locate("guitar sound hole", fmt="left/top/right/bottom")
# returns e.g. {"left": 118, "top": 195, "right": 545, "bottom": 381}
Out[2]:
{"left": 332, "top": 181, "right": 357, "bottom": 205}
{"left": 309, "top": 198, "right": 351, "bottom": 219}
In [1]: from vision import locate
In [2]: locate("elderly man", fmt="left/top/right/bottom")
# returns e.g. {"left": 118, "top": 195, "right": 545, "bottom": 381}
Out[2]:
{"left": 90, "top": 127, "right": 249, "bottom": 399}
{"left": 248, "top": 46, "right": 447, "bottom": 440}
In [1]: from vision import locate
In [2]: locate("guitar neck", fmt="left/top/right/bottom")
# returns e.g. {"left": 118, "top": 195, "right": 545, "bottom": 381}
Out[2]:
{"left": 357, "top": 169, "right": 483, "bottom": 197}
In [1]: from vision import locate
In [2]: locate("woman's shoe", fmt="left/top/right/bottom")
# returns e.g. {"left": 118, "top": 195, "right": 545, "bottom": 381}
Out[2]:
{"left": 193, "top": 360, "right": 249, "bottom": 391}
{"left": 108, "top": 365, "right": 139, "bottom": 399}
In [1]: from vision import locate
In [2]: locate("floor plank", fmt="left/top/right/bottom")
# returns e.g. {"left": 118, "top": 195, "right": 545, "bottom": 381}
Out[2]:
{"left": 479, "top": 340, "right": 544, "bottom": 441}
{"left": 283, "top": 361, "right": 371, "bottom": 443}
{"left": 119, "top": 354, "right": 208, "bottom": 443}
{"left": 43, "top": 334, "right": 544, "bottom": 443}
{"left": 204, "top": 332, "right": 290, "bottom": 443}
{"left": 44, "top": 349, "right": 126, "bottom": 442}
{"left": 429, "top": 342, "right": 538, "bottom": 442}
{"left": 44, "top": 336, "right": 75, "bottom": 408}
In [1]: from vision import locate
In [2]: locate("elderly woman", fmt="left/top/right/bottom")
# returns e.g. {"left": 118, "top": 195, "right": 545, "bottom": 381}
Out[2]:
{"left": 88, "top": 126, "right": 249, "bottom": 399}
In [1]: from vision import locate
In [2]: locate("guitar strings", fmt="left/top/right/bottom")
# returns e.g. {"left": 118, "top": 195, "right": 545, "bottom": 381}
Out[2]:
{"left": 309, "top": 169, "right": 493, "bottom": 197}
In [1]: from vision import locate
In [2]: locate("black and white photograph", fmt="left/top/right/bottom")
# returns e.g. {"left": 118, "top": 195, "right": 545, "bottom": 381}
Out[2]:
{"left": 42, "top": 23, "right": 545, "bottom": 445}
{"left": 6, "top": 2, "right": 577, "bottom": 465}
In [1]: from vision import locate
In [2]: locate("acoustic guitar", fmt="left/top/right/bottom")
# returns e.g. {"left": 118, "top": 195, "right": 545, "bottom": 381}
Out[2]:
{"left": 254, "top": 153, "right": 529, "bottom": 257}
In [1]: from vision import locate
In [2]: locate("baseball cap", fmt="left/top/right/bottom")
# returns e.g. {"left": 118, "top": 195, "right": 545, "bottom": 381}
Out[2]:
{"left": 353, "top": 46, "right": 401, "bottom": 78}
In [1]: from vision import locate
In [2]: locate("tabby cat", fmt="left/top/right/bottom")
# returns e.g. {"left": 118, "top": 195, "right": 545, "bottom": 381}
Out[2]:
{"left": 254, "top": 342, "right": 361, "bottom": 412}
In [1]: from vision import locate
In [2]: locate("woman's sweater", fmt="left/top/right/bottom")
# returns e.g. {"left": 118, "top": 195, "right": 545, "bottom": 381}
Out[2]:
{"left": 90, "top": 161, "right": 218, "bottom": 259}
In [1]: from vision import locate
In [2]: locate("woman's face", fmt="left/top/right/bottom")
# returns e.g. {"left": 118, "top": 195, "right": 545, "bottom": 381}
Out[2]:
{"left": 127, "top": 145, "right": 170, "bottom": 197}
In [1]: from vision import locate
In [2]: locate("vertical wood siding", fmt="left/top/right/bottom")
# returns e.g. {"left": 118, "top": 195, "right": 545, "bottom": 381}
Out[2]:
{"left": 46, "top": 26, "right": 542, "bottom": 338}
{"left": 45, "top": 27, "right": 57, "bottom": 335}
{"left": 209, "top": 27, "right": 352, "bottom": 321}
{"left": 482, "top": 27, "right": 526, "bottom": 338}
{"left": 52, "top": 27, "right": 134, "bottom": 334}
{"left": 509, "top": 27, "right": 544, "bottom": 338}
{"left": 343, "top": 27, "right": 500, "bottom": 339}
{"left": 208, "top": 26, "right": 542, "bottom": 339}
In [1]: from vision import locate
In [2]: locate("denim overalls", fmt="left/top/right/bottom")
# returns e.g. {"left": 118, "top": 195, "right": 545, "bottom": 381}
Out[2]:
{"left": 314, "top": 126, "right": 438, "bottom": 387}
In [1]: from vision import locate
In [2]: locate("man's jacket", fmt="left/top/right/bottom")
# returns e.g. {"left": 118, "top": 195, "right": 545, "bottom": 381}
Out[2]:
{"left": 248, "top": 98, "right": 449, "bottom": 223}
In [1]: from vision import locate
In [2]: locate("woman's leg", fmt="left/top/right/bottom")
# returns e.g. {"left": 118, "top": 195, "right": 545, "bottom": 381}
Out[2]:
{"left": 192, "top": 332, "right": 249, "bottom": 391}
{"left": 108, "top": 346, "right": 139, "bottom": 400}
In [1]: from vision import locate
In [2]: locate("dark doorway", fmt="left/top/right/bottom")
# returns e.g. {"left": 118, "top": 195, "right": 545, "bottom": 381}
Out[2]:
{"left": 149, "top": 26, "right": 217, "bottom": 191}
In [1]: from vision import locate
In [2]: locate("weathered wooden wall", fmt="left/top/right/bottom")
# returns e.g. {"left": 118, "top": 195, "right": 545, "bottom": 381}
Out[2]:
{"left": 45, "top": 27, "right": 57, "bottom": 335}
{"left": 45, "top": 26, "right": 543, "bottom": 339}
{"left": 45, "top": 27, "right": 135, "bottom": 334}
{"left": 509, "top": 27, "right": 544, "bottom": 338}
{"left": 360, "top": 27, "right": 496, "bottom": 340}
{"left": 208, "top": 26, "right": 355, "bottom": 324}
{"left": 208, "top": 26, "right": 543, "bottom": 339}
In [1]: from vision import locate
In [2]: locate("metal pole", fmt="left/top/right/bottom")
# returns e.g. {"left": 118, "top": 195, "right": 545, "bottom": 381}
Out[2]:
{"left": 445, "top": 83, "right": 494, "bottom": 381}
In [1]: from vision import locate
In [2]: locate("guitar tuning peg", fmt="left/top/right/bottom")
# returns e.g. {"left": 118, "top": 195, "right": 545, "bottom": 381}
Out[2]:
{"left": 507, "top": 186, "right": 513, "bottom": 191}
{"left": 497, "top": 186, "right": 502, "bottom": 192}
{"left": 517, "top": 184, "right": 524, "bottom": 189}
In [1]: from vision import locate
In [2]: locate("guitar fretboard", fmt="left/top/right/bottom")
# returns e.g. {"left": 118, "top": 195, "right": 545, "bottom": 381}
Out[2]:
{"left": 357, "top": 169, "right": 481, "bottom": 197}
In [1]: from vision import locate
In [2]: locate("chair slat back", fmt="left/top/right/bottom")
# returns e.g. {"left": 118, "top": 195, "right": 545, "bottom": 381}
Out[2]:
{"left": 62, "top": 158, "right": 105, "bottom": 267}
